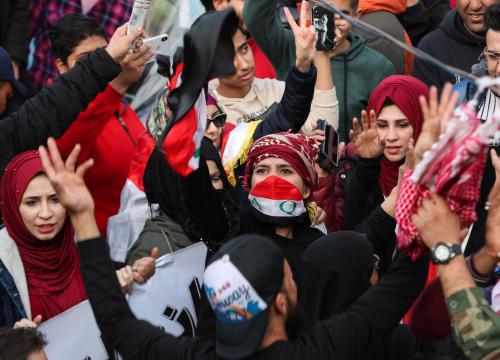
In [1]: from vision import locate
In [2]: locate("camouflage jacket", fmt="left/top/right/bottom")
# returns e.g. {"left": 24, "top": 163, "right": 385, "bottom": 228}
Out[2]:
{"left": 447, "top": 287, "right": 500, "bottom": 360}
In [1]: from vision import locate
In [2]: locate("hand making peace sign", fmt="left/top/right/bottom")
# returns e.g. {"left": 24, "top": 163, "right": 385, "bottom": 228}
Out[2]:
{"left": 284, "top": 1, "right": 318, "bottom": 73}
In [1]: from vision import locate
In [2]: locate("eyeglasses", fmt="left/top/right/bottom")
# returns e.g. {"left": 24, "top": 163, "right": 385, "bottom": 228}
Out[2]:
{"left": 479, "top": 49, "right": 500, "bottom": 69}
{"left": 206, "top": 110, "right": 226, "bottom": 129}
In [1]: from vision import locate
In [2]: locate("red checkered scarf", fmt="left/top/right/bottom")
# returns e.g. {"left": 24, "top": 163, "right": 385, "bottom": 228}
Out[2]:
{"left": 242, "top": 132, "right": 319, "bottom": 192}
{"left": 396, "top": 104, "right": 491, "bottom": 260}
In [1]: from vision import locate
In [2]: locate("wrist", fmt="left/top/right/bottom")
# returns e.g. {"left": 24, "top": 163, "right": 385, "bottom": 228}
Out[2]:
{"left": 70, "top": 210, "right": 100, "bottom": 241}
{"left": 109, "top": 78, "right": 129, "bottom": 95}
{"left": 295, "top": 59, "right": 311, "bottom": 73}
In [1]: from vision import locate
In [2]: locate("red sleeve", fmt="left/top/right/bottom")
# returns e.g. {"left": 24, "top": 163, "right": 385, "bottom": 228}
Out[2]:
{"left": 55, "top": 85, "right": 123, "bottom": 161}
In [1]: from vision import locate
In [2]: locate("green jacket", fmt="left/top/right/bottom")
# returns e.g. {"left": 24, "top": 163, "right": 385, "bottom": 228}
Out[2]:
{"left": 447, "top": 287, "right": 500, "bottom": 360}
{"left": 243, "top": 0, "right": 395, "bottom": 141}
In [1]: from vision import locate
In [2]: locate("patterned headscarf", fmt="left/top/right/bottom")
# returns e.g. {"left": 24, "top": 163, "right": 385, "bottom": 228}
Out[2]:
{"left": 243, "top": 132, "right": 319, "bottom": 192}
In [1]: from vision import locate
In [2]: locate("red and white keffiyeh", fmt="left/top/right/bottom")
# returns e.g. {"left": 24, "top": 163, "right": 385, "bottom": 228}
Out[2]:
{"left": 396, "top": 103, "right": 500, "bottom": 260}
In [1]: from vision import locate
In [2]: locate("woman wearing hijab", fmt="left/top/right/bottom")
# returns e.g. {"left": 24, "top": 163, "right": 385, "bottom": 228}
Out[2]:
{"left": 343, "top": 75, "right": 428, "bottom": 273}
{"left": 0, "top": 150, "right": 155, "bottom": 327}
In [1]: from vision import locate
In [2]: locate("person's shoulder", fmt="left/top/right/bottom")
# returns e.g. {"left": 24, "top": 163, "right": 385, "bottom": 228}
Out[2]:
{"left": 418, "top": 27, "right": 448, "bottom": 50}
{"left": 253, "top": 78, "right": 285, "bottom": 98}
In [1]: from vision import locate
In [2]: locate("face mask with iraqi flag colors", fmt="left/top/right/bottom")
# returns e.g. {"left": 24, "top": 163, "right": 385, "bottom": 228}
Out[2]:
{"left": 248, "top": 175, "right": 307, "bottom": 225}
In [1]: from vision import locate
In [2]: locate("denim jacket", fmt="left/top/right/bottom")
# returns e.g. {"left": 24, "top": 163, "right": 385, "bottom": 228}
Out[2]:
{"left": 0, "top": 227, "right": 29, "bottom": 326}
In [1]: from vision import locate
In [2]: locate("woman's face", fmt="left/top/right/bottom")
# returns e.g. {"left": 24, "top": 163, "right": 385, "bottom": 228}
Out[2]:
{"left": 18, "top": 175, "right": 66, "bottom": 241}
{"left": 376, "top": 105, "right": 414, "bottom": 163}
{"left": 251, "top": 157, "right": 310, "bottom": 199}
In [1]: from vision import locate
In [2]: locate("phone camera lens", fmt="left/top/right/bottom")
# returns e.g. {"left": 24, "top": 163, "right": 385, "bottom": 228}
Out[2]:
{"left": 162, "top": 37, "right": 168, "bottom": 41}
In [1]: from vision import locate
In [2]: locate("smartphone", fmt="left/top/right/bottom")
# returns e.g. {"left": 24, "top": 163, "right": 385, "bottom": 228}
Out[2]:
{"left": 316, "top": 119, "right": 339, "bottom": 173}
{"left": 143, "top": 33, "right": 169, "bottom": 63}
{"left": 312, "top": 5, "right": 336, "bottom": 51}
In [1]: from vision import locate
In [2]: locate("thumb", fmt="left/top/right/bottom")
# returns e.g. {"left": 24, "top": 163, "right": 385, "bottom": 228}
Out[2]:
{"left": 33, "top": 314, "right": 43, "bottom": 324}
{"left": 151, "top": 247, "right": 159, "bottom": 259}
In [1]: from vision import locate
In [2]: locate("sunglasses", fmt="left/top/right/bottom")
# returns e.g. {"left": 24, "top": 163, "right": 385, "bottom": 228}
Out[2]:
{"left": 206, "top": 110, "right": 227, "bottom": 129}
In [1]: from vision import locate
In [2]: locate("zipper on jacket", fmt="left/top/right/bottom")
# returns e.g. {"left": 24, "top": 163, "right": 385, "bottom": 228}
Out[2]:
{"left": 114, "top": 102, "right": 137, "bottom": 147}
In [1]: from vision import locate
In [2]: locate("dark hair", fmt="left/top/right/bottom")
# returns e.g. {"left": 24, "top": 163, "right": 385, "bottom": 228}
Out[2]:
{"left": 485, "top": 3, "right": 500, "bottom": 32}
{"left": 0, "top": 327, "right": 47, "bottom": 360}
{"left": 50, "top": 14, "right": 108, "bottom": 64}
{"left": 200, "top": 0, "right": 215, "bottom": 11}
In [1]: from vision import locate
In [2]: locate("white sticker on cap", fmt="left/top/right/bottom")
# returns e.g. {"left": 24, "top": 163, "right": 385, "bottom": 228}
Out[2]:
{"left": 203, "top": 257, "right": 267, "bottom": 324}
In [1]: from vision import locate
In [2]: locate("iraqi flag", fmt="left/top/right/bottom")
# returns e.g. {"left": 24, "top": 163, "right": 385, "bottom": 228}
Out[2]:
{"left": 248, "top": 175, "right": 307, "bottom": 218}
{"left": 157, "top": 8, "right": 238, "bottom": 176}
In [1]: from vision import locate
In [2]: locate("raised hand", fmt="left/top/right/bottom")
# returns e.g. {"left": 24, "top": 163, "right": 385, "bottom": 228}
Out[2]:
{"left": 415, "top": 83, "right": 460, "bottom": 164}
{"left": 284, "top": 2, "right": 318, "bottom": 73}
{"left": 106, "top": 22, "right": 146, "bottom": 63}
{"left": 349, "top": 109, "right": 384, "bottom": 158}
{"left": 412, "top": 194, "right": 461, "bottom": 250}
{"left": 39, "top": 138, "right": 95, "bottom": 215}
{"left": 110, "top": 43, "right": 154, "bottom": 94}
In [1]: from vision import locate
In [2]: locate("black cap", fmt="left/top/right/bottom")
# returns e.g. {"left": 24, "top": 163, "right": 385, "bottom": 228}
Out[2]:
{"left": 204, "top": 235, "right": 285, "bottom": 359}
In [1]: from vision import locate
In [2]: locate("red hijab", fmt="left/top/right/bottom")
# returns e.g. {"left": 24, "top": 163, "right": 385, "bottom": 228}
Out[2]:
{"left": 0, "top": 151, "right": 86, "bottom": 321}
{"left": 367, "top": 75, "right": 429, "bottom": 196}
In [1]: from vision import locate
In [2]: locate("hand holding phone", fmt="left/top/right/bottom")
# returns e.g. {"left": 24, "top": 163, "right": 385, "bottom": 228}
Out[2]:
{"left": 312, "top": 6, "right": 336, "bottom": 51}
{"left": 316, "top": 119, "right": 339, "bottom": 173}
{"left": 143, "top": 34, "right": 169, "bottom": 64}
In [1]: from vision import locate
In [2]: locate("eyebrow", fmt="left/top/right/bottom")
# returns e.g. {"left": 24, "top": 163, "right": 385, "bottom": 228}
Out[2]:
{"left": 377, "top": 118, "right": 409, "bottom": 122}
{"left": 237, "top": 41, "right": 249, "bottom": 52}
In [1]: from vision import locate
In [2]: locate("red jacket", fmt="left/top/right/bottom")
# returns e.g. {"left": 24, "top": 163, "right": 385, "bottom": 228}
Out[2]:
{"left": 56, "top": 85, "right": 145, "bottom": 236}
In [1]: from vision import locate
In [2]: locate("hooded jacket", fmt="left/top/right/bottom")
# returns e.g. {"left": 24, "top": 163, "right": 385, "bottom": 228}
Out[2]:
{"left": 243, "top": 0, "right": 394, "bottom": 142}
{"left": 412, "top": 9, "right": 484, "bottom": 92}
{"left": 355, "top": 0, "right": 413, "bottom": 75}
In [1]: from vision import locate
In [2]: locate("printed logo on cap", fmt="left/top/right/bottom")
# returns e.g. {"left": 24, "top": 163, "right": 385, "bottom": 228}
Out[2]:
{"left": 204, "top": 255, "right": 267, "bottom": 324}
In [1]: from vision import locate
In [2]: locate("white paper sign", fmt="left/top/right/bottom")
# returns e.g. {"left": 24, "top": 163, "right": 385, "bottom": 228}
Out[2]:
{"left": 128, "top": 242, "right": 207, "bottom": 337}
{"left": 38, "top": 300, "right": 108, "bottom": 360}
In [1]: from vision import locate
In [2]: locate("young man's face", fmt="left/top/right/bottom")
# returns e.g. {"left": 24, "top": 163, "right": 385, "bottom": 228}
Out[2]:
{"left": 456, "top": 0, "right": 499, "bottom": 37}
{"left": 218, "top": 30, "right": 255, "bottom": 93}
{"left": 0, "top": 81, "right": 13, "bottom": 116}
{"left": 326, "top": 0, "right": 354, "bottom": 46}
{"left": 55, "top": 35, "right": 108, "bottom": 73}
{"left": 485, "top": 28, "right": 500, "bottom": 78}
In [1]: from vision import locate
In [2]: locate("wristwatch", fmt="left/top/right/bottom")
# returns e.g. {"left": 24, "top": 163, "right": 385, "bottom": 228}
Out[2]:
{"left": 430, "top": 242, "right": 462, "bottom": 265}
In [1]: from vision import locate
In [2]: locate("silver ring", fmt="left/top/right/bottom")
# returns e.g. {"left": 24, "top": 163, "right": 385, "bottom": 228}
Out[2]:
{"left": 485, "top": 201, "right": 491, "bottom": 211}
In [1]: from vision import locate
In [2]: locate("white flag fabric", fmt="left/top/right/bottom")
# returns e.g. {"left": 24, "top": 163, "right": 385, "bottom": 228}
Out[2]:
{"left": 38, "top": 300, "right": 108, "bottom": 360}
{"left": 128, "top": 242, "right": 208, "bottom": 337}
{"left": 107, "top": 179, "right": 153, "bottom": 262}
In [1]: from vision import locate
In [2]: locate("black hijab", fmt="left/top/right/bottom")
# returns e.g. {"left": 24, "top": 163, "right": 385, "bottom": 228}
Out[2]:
{"left": 299, "top": 231, "right": 375, "bottom": 329}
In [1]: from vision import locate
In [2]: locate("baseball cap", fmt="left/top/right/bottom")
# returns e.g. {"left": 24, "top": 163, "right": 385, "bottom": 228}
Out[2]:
{"left": 204, "top": 235, "right": 285, "bottom": 360}
{"left": 0, "top": 47, "right": 27, "bottom": 97}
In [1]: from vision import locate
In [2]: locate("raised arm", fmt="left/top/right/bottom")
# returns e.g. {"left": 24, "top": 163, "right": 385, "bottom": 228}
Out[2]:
{"left": 38, "top": 139, "right": 208, "bottom": 360}
{"left": 302, "top": 51, "right": 338, "bottom": 136}
{"left": 255, "top": 4, "right": 318, "bottom": 137}
{"left": 243, "top": 0, "right": 296, "bottom": 80}
{"left": 55, "top": 44, "right": 153, "bottom": 160}
{"left": 0, "top": 24, "right": 144, "bottom": 177}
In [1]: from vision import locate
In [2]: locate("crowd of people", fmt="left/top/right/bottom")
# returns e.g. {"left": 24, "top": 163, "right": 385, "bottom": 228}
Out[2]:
{"left": 1, "top": 0, "right": 500, "bottom": 359}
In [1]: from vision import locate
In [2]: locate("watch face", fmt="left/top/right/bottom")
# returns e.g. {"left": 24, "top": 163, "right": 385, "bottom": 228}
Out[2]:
{"left": 434, "top": 244, "right": 451, "bottom": 261}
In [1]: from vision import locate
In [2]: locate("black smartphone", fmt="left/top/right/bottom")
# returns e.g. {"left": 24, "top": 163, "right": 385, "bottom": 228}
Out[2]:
{"left": 316, "top": 119, "right": 339, "bottom": 173}
{"left": 312, "top": 5, "right": 336, "bottom": 51}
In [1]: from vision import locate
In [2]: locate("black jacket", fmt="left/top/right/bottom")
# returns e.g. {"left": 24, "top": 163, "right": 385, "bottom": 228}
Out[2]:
{"left": 412, "top": 9, "right": 484, "bottom": 92}
{"left": 398, "top": 0, "right": 451, "bottom": 47}
{"left": 79, "top": 236, "right": 428, "bottom": 360}
{"left": 0, "top": 48, "right": 121, "bottom": 183}
{"left": 0, "top": 0, "right": 29, "bottom": 66}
